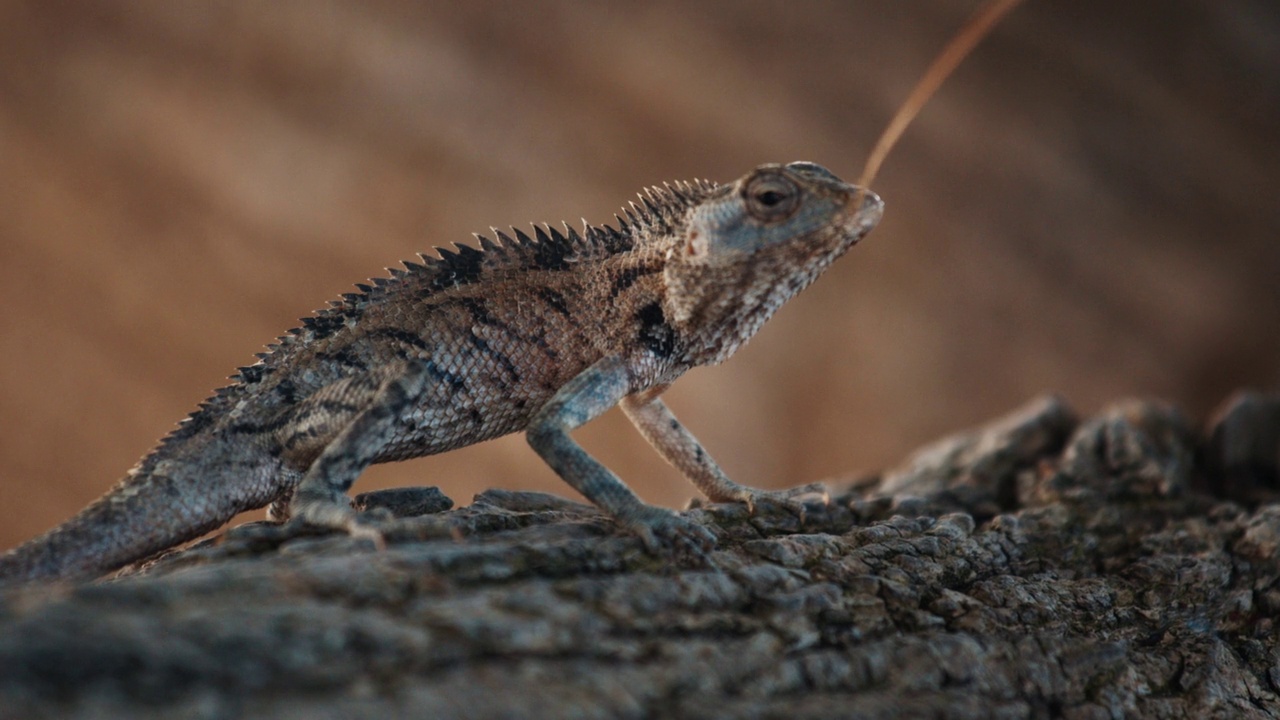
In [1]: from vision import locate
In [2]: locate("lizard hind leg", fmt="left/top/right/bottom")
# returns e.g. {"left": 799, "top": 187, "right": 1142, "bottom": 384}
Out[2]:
{"left": 285, "top": 360, "right": 432, "bottom": 545}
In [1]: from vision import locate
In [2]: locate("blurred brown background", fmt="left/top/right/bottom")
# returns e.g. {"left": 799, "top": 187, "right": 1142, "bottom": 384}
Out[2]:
{"left": 1, "top": 0, "right": 1277, "bottom": 550}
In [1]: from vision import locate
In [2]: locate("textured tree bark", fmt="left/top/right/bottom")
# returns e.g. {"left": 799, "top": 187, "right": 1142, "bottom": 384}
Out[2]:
{"left": 1, "top": 394, "right": 1278, "bottom": 719}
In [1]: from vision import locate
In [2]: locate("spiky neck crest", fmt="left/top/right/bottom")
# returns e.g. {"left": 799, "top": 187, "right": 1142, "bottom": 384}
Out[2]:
{"left": 249, "top": 177, "right": 718, "bottom": 362}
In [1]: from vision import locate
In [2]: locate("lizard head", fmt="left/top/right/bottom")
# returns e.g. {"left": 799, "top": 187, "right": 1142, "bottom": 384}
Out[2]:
{"left": 663, "top": 161, "right": 882, "bottom": 365}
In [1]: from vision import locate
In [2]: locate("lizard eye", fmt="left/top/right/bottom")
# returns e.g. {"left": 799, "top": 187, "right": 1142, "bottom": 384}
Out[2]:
{"left": 744, "top": 173, "right": 800, "bottom": 221}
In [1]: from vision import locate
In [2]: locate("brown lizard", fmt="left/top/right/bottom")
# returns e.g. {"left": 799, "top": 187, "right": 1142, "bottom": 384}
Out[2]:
{"left": 0, "top": 162, "right": 882, "bottom": 584}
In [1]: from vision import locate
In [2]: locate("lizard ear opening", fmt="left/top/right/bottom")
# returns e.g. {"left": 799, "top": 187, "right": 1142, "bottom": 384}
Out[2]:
{"left": 683, "top": 228, "right": 708, "bottom": 259}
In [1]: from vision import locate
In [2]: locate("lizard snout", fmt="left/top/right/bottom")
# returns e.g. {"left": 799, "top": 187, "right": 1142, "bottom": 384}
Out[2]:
{"left": 847, "top": 188, "right": 884, "bottom": 235}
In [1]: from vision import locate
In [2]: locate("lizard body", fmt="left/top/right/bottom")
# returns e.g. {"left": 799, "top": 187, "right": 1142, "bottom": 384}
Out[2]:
{"left": 0, "top": 161, "right": 882, "bottom": 584}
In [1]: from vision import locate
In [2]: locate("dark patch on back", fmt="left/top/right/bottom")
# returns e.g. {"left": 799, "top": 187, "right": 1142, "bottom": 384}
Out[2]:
{"left": 531, "top": 332, "right": 559, "bottom": 363}
{"left": 529, "top": 239, "right": 570, "bottom": 270}
{"left": 367, "top": 328, "right": 430, "bottom": 353}
{"left": 536, "top": 288, "right": 571, "bottom": 318}
{"left": 301, "top": 310, "right": 352, "bottom": 341}
{"left": 596, "top": 225, "right": 635, "bottom": 255}
{"left": 457, "top": 297, "right": 497, "bottom": 326}
{"left": 229, "top": 409, "right": 307, "bottom": 437}
{"left": 637, "top": 302, "right": 676, "bottom": 358}
{"left": 609, "top": 262, "right": 664, "bottom": 299}
{"left": 424, "top": 359, "right": 466, "bottom": 394}
{"left": 468, "top": 334, "right": 521, "bottom": 386}
{"left": 531, "top": 227, "right": 573, "bottom": 271}
{"left": 237, "top": 364, "right": 268, "bottom": 384}
{"left": 430, "top": 244, "right": 486, "bottom": 291}
{"left": 318, "top": 346, "right": 368, "bottom": 372}
{"left": 170, "top": 403, "right": 221, "bottom": 443}
{"left": 610, "top": 269, "right": 641, "bottom": 299}
{"left": 274, "top": 377, "right": 299, "bottom": 404}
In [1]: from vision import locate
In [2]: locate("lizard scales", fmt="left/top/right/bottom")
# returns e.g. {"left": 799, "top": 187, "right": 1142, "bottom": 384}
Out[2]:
{"left": 0, "top": 161, "right": 883, "bottom": 584}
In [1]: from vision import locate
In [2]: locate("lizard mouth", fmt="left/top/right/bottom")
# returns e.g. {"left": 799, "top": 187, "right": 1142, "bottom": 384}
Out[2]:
{"left": 847, "top": 188, "right": 884, "bottom": 236}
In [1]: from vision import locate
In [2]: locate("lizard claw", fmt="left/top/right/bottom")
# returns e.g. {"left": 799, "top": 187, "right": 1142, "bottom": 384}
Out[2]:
{"left": 715, "top": 482, "right": 830, "bottom": 524}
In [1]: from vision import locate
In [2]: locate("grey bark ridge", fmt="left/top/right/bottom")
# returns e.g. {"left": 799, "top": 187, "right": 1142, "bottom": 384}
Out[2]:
{"left": 2, "top": 393, "right": 1278, "bottom": 719}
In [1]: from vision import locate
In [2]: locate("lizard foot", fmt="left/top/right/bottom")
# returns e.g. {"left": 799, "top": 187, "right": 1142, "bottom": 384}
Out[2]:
{"left": 290, "top": 495, "right": 387, "bottom": 551}
{"left": 706, "top": 482, "right": 831, "bottom": 524}
{"left": 622, "top": 505, "right": 717, "bottom": 561}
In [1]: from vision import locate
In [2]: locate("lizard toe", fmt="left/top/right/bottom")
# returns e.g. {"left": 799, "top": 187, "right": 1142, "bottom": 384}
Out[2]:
{"left": 717, "top": 483, "right": 830, "bottom": 524}
{"left": 769, "top": 483, "right": 831, "bottom": 523}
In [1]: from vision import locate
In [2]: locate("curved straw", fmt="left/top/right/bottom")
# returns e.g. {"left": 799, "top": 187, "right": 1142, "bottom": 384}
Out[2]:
{"left": 856, "top": 0, "right": 1025, "bottom": 193}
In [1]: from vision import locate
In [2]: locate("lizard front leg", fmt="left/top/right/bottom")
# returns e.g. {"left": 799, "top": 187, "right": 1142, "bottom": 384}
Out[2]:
{"left": 620, "top": 384, "right": 826, "bottom": 517}
{"left": 527, "top": 356, "right": 716, "bottom": 554}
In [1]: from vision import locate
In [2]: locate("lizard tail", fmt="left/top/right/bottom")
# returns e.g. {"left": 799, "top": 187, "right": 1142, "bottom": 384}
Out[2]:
{"left": 0, "top": 439, "right": 289, "bottom": 586}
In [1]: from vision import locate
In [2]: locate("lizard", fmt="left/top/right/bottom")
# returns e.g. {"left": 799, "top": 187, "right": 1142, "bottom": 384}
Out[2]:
{"left": 0, "top": 161, "right": 882, "bottom": 585}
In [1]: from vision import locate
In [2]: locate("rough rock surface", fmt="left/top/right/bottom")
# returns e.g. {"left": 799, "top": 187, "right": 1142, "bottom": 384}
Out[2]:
{"left": 2, "top": 395, "right": 1278, "bottom": 719}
